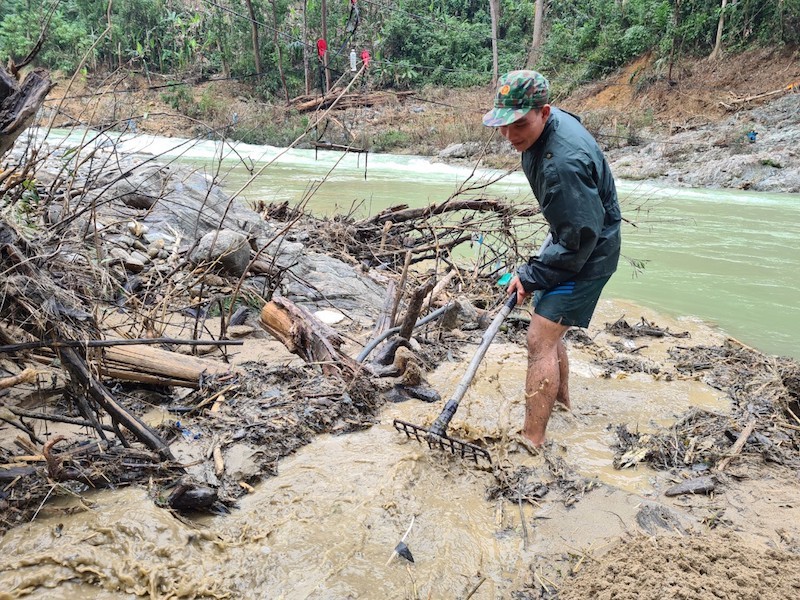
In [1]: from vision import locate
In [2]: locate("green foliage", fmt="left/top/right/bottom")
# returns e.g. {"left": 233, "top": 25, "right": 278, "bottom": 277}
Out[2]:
{"left": 371, "top": 130, "right": 411, "bottom": 152}
{"left": 160, "top": 84, "right": 200, "bottom": 118}
{"left": 1, "top": 0, "right": 797, "bottom": 100}
{"left": 760, "top": 158, "right": 783, "bottom": 169}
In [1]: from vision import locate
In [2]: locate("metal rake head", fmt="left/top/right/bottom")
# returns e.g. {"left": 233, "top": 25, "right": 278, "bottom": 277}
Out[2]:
{"left": 393, "top": 419, "right": 492, "bottom": 465}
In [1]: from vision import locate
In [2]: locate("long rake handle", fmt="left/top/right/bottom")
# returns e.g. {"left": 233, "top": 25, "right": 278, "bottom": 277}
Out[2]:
{"left": 428, "top": 292, "right": 517, "bottom": 437}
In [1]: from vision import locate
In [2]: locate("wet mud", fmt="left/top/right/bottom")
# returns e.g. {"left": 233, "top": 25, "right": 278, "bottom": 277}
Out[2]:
{"left": 2, "top": 298, "right": 799, "bottom": 599}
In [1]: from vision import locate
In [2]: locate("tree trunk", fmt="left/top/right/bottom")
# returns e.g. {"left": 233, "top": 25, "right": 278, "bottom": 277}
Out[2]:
{"left": 668, "top": 0, "right": 681, "bottom": 81}
{"left": 244, "top": 0, "right": 263, "bottom": 75}
{"left": 259, "top": 297, "right": 360, "bottom": 378}
{"left": 270, "top": 0, "right": 290, "bottom": 104}
{"left": 303, "top": 0, "right": 311, "bottom": 94}
{"left": 488, "top": 0, "right": 500, "bottom": 85}
{"left": 526, "top": 0, "right": 546, "bottom": 69}
{"left": 710, "top": 0, "right": 728, "bottom": 60}
{"left": 0, "top": 66, "right": 53, "bottom": 158}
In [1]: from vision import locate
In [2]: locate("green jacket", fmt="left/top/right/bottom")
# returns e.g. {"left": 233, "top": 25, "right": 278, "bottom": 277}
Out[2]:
{"left": 517, "top": 108, "right": 621, "bottom": 291}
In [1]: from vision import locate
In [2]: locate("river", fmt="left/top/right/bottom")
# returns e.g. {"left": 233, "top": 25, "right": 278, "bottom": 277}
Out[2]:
{"left": 85, "top": 131, "right": 799, "bottom": 359}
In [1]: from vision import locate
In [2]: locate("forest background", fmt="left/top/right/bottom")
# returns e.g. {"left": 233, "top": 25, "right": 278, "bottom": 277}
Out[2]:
{"left": 2, "top": 0, "right": 799, "bottom": 149}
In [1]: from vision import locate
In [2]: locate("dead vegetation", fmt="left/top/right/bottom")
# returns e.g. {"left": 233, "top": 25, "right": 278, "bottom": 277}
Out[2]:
{"left": 611, "top": 335, "right": 800, "bottom": 474}
{"left": 2, "top": 58, "right": 799, "bottom": 554}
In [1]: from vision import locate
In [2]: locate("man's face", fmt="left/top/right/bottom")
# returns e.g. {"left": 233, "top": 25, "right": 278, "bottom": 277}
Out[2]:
{"left": 498, "top": 105, "right": 551, "bottom": 152}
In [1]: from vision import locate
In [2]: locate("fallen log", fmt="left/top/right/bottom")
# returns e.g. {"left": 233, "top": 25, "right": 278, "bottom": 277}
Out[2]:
{"left": 292, "top": 90, "right": 415, "bottom": 113}
{"left": 99, "top": 344, "right": 236, "bottom": 388}
{"left": 259, "top": 296, "right": 361, "bottom": 377}
{"left": 58, "top": 347, "right": 174, "bottom": 461}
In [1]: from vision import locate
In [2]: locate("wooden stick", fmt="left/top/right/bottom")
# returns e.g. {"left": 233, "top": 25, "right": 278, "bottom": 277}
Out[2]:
{"left": 0, "top": 337, "right": 243, "bottom": 354}
{"left": 716, "top": 418, "right": 756, "bottom": 473}
{"left": 464, "top": 577, "right": 486, "bottom": 600}
{"left": 213, "top": 445, "right": 224, "bottom": 476}
{"left": 422, "top": 270, "right": 457, "bottom": 308}
{"left": 0, "top": 367, "right": 36, "bottom": 390}
{"left": 58, "top": 347, "right": 174, "bottom": 461}
{"left": 5, "top": 406, "right": 116, "bottom": 432}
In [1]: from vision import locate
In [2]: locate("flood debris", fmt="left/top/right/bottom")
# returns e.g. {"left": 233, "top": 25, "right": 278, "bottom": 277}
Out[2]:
{"left": 605, "top": 316, "right": 690, "bottom": 339}
{"left": 488, "top": 452, "right": 599, "bottom": 508}
{"left": 386, "top": 515, "right": 415, "bottom": 566}
{"left": 612, "top": 341, "right": 800, "bottom": 477}
{"left": 664, "top": 475, "right": 716, "bottom": 497}
{"left": 635, "top": 503, "right": 688, "bottom": 534}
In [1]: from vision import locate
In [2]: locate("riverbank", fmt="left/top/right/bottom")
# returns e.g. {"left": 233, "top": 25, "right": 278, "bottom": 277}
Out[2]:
{"left": 44, "top": 48, "right": 800, "bottom": 193}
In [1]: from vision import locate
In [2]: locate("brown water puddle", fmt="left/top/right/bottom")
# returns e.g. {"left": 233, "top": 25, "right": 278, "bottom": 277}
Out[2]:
{"left": 0, "top": 299, "right": 733, "bottom": 598}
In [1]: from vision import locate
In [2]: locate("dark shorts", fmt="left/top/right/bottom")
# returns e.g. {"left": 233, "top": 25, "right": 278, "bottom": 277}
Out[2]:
{"left": 533, "top": 276, "right": 612, "bottom": 328}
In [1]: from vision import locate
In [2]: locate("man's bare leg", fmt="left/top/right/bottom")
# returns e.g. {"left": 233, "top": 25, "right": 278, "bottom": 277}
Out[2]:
{"left": 522, "top": 314, "right": 570, "bottom": 447}
{"left": 555, "top": 338, "right": 570, "bottom": 409}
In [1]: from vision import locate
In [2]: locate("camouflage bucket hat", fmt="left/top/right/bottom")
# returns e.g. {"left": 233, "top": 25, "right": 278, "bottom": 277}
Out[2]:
{"left": 483, "top": 70, "right": 550, "bottom": 127}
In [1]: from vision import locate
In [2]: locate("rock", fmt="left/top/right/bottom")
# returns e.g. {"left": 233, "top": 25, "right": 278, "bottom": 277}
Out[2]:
{"left": 440, "top": 298, "right": 480, "bottom": 330}
{"left": 167, "top": 480, "right": 218, "bottom": 510}
{"left": 190, "top": 229, "right": 251, "bottom": 276}
{"left": 314, "top": 309, "right": 345, "bottom": 324}
{"left": 438, "top": 142, "right": 482, "bottom": 159}
{"left": 147, "top": 239, "right": 165, "bottom": 258}
{"left": 226, "top": 325, "right": 255, "bottom": 338}
{"left": 664, "top": 475, "right": 716, "bottom": 497}
{"left": 283, "top": 251, "right": 384, "bottom": 314}
{"left": 123, "top": 255, "right": 146, "bottom": 273}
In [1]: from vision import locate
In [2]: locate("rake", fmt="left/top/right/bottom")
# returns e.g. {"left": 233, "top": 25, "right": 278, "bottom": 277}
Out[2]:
{"left": 393, "top": 292, "right": 518, "bottom": 464}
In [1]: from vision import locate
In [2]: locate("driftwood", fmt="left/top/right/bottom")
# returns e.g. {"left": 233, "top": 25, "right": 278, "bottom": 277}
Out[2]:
{"left": 0, "top": 337, "right": 243, "bottom": 353}
{"left": 292, "top": 90, "right": 415, "bottom": 113}
{"left": 720, "top": 81, "right": 798, "bottom": 109}
{"left": 0, "top": 65, "right": 54, "bottom": 158}
{"left": 423, "top": 270, "right": 458, "bottom": 307}
{"left": 259, "top": 296, "right": 361, "bottom": 377}
{"left": 359, "top": 199, "right": 540, "bottom": 227}
{"left": 0, "top": 367, "right": 36, "bottom": 390}
{"left": 1, "top": 221, "right": 175, "bottom": 459}
{"left": 716, "top": 418, "right": 757, "bottom": 473}
{"left": 99, "top": 344, "right": 236, "bottom": 388}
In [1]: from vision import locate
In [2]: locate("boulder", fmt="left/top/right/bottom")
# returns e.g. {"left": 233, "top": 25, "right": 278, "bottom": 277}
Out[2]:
{"left": 190, "top": 229, "right": 251, "bottom": 276}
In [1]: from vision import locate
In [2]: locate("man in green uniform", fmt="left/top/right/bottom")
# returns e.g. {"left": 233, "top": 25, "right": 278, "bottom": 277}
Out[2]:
{"left": 483, "top": 70, "right": 622, "bottom": 448}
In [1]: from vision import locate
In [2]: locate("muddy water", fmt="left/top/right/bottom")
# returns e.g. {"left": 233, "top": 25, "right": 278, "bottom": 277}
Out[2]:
{"left": 0, "top": 300, "right": 729, "bottom": 599}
